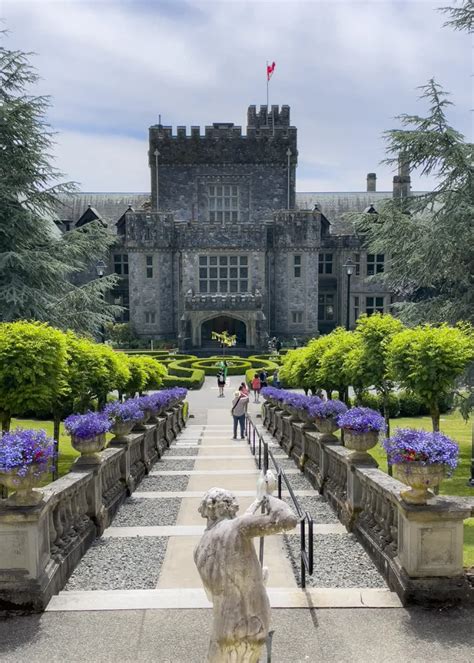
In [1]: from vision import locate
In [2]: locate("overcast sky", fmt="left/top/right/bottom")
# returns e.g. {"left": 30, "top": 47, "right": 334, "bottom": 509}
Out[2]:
{"left": 3, "top": 0, "right": 472, "bottom": 192}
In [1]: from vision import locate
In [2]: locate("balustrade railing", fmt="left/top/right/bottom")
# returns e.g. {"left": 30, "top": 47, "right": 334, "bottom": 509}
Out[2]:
{"left": 0, "top": 401, "right": 187, "bottom": 612}
{"left": 261, "top": 401, "right": 474, "bottom": 607}
{"left": 246, "top": 416, "right": 314, "bottom": 589}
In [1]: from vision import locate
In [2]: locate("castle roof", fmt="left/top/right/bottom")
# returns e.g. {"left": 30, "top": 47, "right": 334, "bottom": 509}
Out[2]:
{"left": 52, "top": 190, "right": 421, "bottom": 235}
{"left": 295, "top": 191, "right": 394, "bottom": 234}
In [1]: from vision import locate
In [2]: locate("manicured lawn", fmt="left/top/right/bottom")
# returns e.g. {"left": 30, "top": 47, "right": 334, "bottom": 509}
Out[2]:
{"left": 365, "top": 411, "right": 473, "bottom": 569}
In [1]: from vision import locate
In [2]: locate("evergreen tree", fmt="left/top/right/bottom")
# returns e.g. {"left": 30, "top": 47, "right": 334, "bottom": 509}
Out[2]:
{"left": 0, "top": 34, "right": 120, "bottom": 335}
{"left": 353, "top": 4, "right": 473, "bottom": 324}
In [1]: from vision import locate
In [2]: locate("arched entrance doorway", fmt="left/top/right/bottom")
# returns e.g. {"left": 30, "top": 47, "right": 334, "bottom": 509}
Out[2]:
{"left": 201, "top": 316, "right": 247, "bottom": 347}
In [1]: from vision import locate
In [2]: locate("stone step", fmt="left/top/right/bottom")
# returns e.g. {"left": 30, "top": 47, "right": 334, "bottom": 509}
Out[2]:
{"left": 103, "top": 523, "right": 346, "bottom": 538}
{"left": 46, "top": 587, "right": 402, "bottom": 612}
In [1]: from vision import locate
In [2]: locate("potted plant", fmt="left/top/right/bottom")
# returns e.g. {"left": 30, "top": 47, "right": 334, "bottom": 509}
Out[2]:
{"left": 309, "top": 400, "right": 347, "bottom": 437}
{"left": 104, "top": 399, "right": 143, "bottom": 440}
{"left": 337, "top": 406, "right": 385, "bottom": 461}
{"left": 0, "top": 428, "right": 55, "bottom": 506}
{"left": 383, "top": 428, "right": 459, "bottom": 504}
{"left": 64, "top": 412, "right": 111, "bottom": 464}
{"left": 299, "top": 395, "right": 321, "bottom": 423}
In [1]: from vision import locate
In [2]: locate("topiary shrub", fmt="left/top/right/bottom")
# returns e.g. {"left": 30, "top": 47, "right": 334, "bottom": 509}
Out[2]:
{"left": 353, "top": 392, "right": 400, "bottom": 418}
{"left": 397, "top": 391, "right": 428, "bottom": 417}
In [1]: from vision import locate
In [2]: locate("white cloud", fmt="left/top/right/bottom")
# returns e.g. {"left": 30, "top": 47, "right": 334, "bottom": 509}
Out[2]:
{"left": 53, "top": 131, "right": 149, "bottom": 191}
{"left": 3, "top": 0, "right": 471, "bottom": 192}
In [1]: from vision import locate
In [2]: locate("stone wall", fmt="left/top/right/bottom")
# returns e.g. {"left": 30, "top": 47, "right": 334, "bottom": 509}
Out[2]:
{"left": 0, "top": 403, "right": 186, "bottom": 612}
{"left": 262, "top": 402, "right": 474, "bottom": 607}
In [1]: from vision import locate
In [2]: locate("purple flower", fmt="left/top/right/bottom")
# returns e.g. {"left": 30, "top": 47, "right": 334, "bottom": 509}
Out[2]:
{"left": 64, "top": 412, "right": 112, "bottom": 439}
{"left": 383, "top": 428, "right": 459, "bottom": 472}
{"left": 338, "top": 407, "right": 386, "bottom": 433}
{"left": 0, "top": 428, "right": 55, "bottom": 478}
{"left": 104, "top": 400, "right": 143, "bottom": 423}
{"left": 309, "top": 399, "right": 347, "bottom": 420}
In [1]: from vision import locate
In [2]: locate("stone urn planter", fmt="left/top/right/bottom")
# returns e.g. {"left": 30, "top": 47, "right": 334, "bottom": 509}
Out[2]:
{"left": 314, "top": 417, "right": 340, "bottom": 443}
{"left": 110, "top": 420, "right": 135, "bottom": 442}
{"left": 343, "top": 430, "right": 379, "bottom": 462}
{"left": 0, "top": 465, "right": 46, "bottom": 506}
{"left": 393, "top": 463, "right": 446, "bottom": 505}
{"left": 71, "top": 433, "right": 107, "bottom": 464}
{"left": 0, "top": 428, "right": 55, "bottom": 507}
{"left": 133, "top": 411, "right": 150, "bottom": 431}
{"left": 382, "top": 428, "right": 459, "bottom": 506}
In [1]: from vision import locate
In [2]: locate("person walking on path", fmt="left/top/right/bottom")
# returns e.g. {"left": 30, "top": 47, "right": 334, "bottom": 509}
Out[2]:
{"left": 259, "top": 369, "right": 268, "bottom": 388}
{"left": 231, "top": 385, "right": 249, "bottom": 439}
{"left": 251, "top": 373, "right": 261, "bottom": 403}
{"left": 272, "top": 368, "right": 281, "bottom": 389}
{"left": 217, "top": 371, "right": 226, "bottom": 398}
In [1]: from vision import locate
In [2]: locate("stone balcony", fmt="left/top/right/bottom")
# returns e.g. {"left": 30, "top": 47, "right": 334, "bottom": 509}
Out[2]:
{"left": 184, "top": 290, "right": 263, "bottom": 311}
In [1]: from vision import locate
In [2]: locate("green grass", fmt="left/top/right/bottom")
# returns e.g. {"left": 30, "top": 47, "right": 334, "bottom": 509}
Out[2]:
{"left": 363, "top": 410, "right": 473, "bottom": 568}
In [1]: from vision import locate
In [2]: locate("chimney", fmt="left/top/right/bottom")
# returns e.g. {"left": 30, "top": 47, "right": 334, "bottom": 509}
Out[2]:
{"left": 366, "top": 173, "right": 376, "bottom": 192}
{"left": 393, "top": 153, "right": 411, "bottom": 200}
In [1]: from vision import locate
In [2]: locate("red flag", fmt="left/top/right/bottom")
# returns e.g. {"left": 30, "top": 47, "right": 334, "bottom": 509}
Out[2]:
{"left": 267, "top": 61, "right": 276, "bottom": 81}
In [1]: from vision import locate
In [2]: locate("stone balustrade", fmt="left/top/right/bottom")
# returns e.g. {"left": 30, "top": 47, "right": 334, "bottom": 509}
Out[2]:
{"left": 262, "top": 401, "right": 474, "bottom": 606}
{"left": 0, "top": 402, "right": 187, "bottom": 612}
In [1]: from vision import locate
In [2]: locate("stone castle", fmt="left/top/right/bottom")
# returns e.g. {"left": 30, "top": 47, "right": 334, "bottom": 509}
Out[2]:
{"left": 55, "top": 105, "right": 412, "bottom": 350}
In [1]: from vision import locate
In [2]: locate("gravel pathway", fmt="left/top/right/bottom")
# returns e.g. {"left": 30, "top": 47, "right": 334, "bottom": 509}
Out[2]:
{"left": 284, "top": 533, "right": 386, "bottom": 589}
{"left": 272, "top": 457, "right": 298, "bottom": 470}
{"left": 112, "top": 497, "right": 182, "bottom": 527}
{"left": 163, "top": 447, "right": 200, "bottom": 456}
{"left": 283, "top": 495, "right": 339, "bottom": 524}
{"left": 64, "top": 537, "right": 168, "bottom": 591}
{"left": 136, "top": 474, "right": 190, "bottom": 492}
{"left": 280, "top": 471, "right": 314, "bottom": 491}
{"left": 152, "top": 458, "right": 196, "bottom": 471}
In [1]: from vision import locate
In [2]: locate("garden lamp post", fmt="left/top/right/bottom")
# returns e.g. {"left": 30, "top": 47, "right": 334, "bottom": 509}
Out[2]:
{"left": 343, "top": 258, "right": 354, "bottom": 330}
{"left": 96, "top": 260, "right": 106, "bottom": 343}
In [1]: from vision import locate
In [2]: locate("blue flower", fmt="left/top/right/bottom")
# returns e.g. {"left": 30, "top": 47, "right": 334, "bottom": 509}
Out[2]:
{"left": 382, "top": 428, "right": 459, "bottom": 472}
{"left": 64, "top": 412, "right": 112, "bottom": 439}
{"left": 0, "top": 428, "right": 55, "bottom": 478}
{"left": 338, "top": 407, "right": 386, "bottom": 433}
{"left": 309, "top": 399, "right": 347, "bottom": 420}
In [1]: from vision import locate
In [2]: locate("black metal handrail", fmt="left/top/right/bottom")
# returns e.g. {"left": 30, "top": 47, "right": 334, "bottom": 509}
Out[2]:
{"left": 246, "top": 416, "right": 314, "bottom": 589}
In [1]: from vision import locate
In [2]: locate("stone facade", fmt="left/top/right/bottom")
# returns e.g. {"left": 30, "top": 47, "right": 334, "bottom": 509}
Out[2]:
{"left": 55, "top": 104, "right": 406, "bottom": 350}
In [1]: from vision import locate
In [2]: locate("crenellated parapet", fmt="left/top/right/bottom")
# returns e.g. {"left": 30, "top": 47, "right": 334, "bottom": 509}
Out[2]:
{"left": 270, "top": 209, "right": 322, "bottom": 250}
{"left": 117, "top": 211, "right": 175, "bottom": 248}
{"left": 148, "top": 105, "right": 297, "bottom": 166}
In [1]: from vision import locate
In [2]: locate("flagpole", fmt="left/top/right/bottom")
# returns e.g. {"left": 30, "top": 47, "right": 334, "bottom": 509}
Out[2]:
{"left": 266, "top": 60, "right": 269, "bottom": 112}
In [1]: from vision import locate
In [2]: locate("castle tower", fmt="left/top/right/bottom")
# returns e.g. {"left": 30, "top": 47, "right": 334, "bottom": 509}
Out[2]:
{"left": 148, "top": 105, "right": 297, "bottom": 218}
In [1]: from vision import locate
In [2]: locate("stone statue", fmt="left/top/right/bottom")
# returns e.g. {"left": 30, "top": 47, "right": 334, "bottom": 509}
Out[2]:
{"left": 194, "top": 474, "right": 298, "bottom": 662}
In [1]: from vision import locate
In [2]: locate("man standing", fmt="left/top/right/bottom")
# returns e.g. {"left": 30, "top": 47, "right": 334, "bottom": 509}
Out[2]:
{"left": 231, "top": 384, "right": 249, "bottom": 439}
